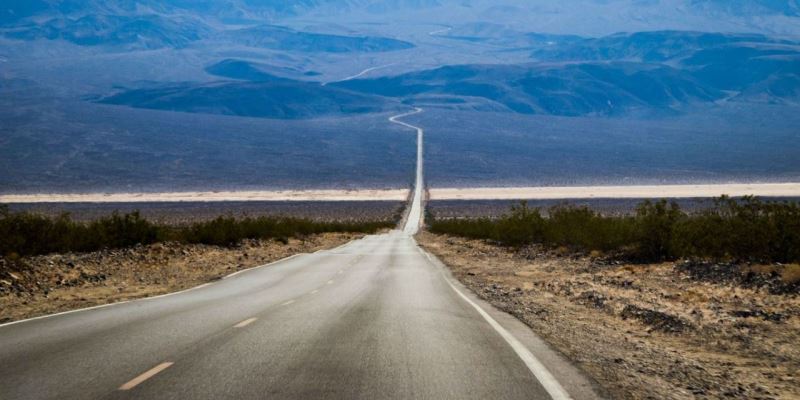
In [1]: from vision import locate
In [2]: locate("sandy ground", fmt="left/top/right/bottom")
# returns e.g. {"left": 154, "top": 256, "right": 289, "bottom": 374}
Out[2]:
{"left": 0, "top": 233, "right": 361, "bottom": 323}
{"left": 0, "top": 189, "right": 409, "bottom": 203}
{"left": 417, "top": 232, "right": 800, "bottom": 400}
{"left": 430, "top": 183, "right": 800, "bottom": 200}
{"left": 5, "top": 183, "right": 800, "bottom": 204}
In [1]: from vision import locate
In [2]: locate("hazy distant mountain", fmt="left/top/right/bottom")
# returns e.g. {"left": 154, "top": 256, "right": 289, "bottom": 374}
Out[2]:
{"left": 689, "top": 0, "right": 800, "bottom": 16}
{"left": 97, "top": 28, "right": 800, "bottom": 119}
{"left": 2, "top": 11, "right": 413, "bottom": 52}
{"left": 4, "top": 1, "right": 800, "bottom": 34}
{"left": 320, "top": 30, "right": 800, "bottom": 116}
{"left": 531, "top": 31, "right": 800, "bottom": 104}
{"left": 531, "top": 31, "right": 796, "bottom": 62}
{"left": 4, "top": 14, "right": 210, "bottom": 49}
{"left": 0, "top": 0, "right": 444, "bottom": 24}
{"left": 460, "top": 0, "right": 800, "bottom": 36}
{"left": 332, "top": 63, "right": 723, "bottom": 117}
{"left": 0, "top": 1, "right": 49, "bottom": 25}
{"left": 221, "top": 25, "right": 414, "bottom": 53}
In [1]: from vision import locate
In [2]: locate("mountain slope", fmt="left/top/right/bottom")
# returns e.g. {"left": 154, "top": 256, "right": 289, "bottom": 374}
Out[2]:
{"left": 3, "top": 14, "right": 210, "bottom": 49}
{"left": 220, "top": 24, "right": 414, "bottom": 53}
{"left": 334, "top": 63, "right": 724, "bottom": 116}
{"left": 205, "top": 59, "right": 321, "bottom": 81}
{"left": 98, "top": 80, "right": 398, "bottom": 119}
{"left": 531, "top": 31, "right": 800, "bottom": 104}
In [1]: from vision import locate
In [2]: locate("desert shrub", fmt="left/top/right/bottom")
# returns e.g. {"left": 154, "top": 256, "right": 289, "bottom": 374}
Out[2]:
{"left": 431, "top": 202, "right": 636, "bottom": 252}
{"left": 495, "top": 202, "right": 545, "bottom": 247}
{"left": 182, "top": 216, "right": 391, "bottom": 247}
{"left": 0, "top": 208, "right": 160, "bottom": 256}
{"left": 545, "top": 205, "right": 636, "bottom": 252}
{"left": 429, "top": 202, "right": 545, "bottom": 246}
{"left": 429, "top": 217, "right": 498, "bottom": 241}
{"left": 0, "top": 206, "right": 393, "bottom": 256}
{"left": 672, "top": 196, "right": 800, "bottom": 262}
{"left": 633, "top": 200, "right": 682, "bottom": 261}
{"left": 80, "top": 212, "right": 161, "bottom": 251}
{"left": 430, "top": 197, "right": 800, "bottom": 263}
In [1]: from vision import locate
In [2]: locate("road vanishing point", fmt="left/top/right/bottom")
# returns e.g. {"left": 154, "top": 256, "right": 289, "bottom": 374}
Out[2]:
{"left": 0, "top": 110, "right": 603, "bottom": 400}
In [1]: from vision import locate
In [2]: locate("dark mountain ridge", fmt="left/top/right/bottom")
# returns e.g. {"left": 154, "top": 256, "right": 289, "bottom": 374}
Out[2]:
{"left": 97, "top": 80, "right": 399, "bottom": 119}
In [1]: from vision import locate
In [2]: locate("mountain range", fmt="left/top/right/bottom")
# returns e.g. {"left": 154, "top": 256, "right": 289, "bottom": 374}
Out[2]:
{"left": 1, "top": 0, "right": 799, "bottom": 191}
{"left": 94, "top": 30, "right": 800, "bottom": 118}
{"left": 4, "top": 1, "right": 800, "bottom": 34}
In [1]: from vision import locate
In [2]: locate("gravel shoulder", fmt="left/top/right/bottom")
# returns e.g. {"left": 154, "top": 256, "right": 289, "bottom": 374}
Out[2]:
{"left": 417, "top": 232, "right": 800, "bottom": 400}
{"left": 0, "top": 233, "right": 361, "bottom": 323}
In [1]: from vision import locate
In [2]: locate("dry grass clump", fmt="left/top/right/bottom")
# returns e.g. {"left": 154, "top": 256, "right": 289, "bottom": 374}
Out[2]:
{"left": 780, "top": 264, "right": 800, "bottom": 284}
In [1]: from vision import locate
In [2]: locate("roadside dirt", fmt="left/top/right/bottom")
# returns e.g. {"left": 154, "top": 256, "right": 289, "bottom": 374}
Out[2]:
{"left": 0, "top": 233, "right": 360, "bottom": 323}
{"left": 417, "top": 232, "right": 800, "bottom": 400}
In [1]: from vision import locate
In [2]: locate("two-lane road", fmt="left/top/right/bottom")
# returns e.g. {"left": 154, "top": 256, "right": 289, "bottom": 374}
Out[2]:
{"left": 0, "top": 111, "right": 602, "bottom": 399}
{"left": 390, "top": 108, "right": 425, "bottom": 235}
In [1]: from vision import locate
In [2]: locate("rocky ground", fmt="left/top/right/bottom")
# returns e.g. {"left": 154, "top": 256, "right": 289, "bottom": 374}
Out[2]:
{"left": 417, "top": 232, "right": 800, "bottom": 400}
{"left": 0, "top": 233, "right": 361, "bottom": 323}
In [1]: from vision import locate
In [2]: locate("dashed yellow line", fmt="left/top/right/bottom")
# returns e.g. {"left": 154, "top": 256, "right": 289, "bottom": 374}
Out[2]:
{"left": 119, "top": 362, "right": 174, "bottom": 391}
{"left": 234, "top": 318, "right": 257, "bottom": 328}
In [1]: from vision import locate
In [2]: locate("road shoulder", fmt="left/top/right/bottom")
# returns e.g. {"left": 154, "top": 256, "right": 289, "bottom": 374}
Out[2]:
{"left": 416, "top": 231, "right": 800, "bottom": 399}
{"left": 415, "top": 234, "right": 609, "bottom": 400}
{"left": 1, "top": 233, "right": 362, "bottom": 324}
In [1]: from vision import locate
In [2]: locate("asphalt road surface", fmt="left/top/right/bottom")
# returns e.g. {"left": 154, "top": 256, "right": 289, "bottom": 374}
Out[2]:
{"left": 0, "top": 111, "right": 602, "bottom": 399}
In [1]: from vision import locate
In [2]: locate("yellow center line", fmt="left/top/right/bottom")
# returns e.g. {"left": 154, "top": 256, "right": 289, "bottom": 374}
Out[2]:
{"left": 234, "top": 318, "right": 257, "bottom": 328}
{"left": 119, "top": 362, "right": 174, "bottom": 391}
{"left": 281, "top": 300, "right": 295, "bottom": 306}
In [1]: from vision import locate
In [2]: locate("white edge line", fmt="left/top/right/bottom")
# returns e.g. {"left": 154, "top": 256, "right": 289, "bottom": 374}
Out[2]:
{"left": 415, "top": 241, "right": 573, "bottom": 400}
{"left": 222, "top": 253, "right": 305, "bottom": 279}
{"left": 0, "top": 280, "right": 216, "bottom": 329}
{"left": 0, "top": 236, "right": 369, "bottom": 328}
{"left": 0, "top": 244, "right": 352, "bottom": 329}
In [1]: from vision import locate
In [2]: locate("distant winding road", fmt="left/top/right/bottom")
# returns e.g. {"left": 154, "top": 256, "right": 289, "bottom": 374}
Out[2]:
{"left": 428, "top": 26, "right": 453, "bottom": 36}
{"left": 0, "top": 109, "right": 601, "bottom": 400}
{"left": 322, "top": 64, "right": 397, "bottom": 86}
